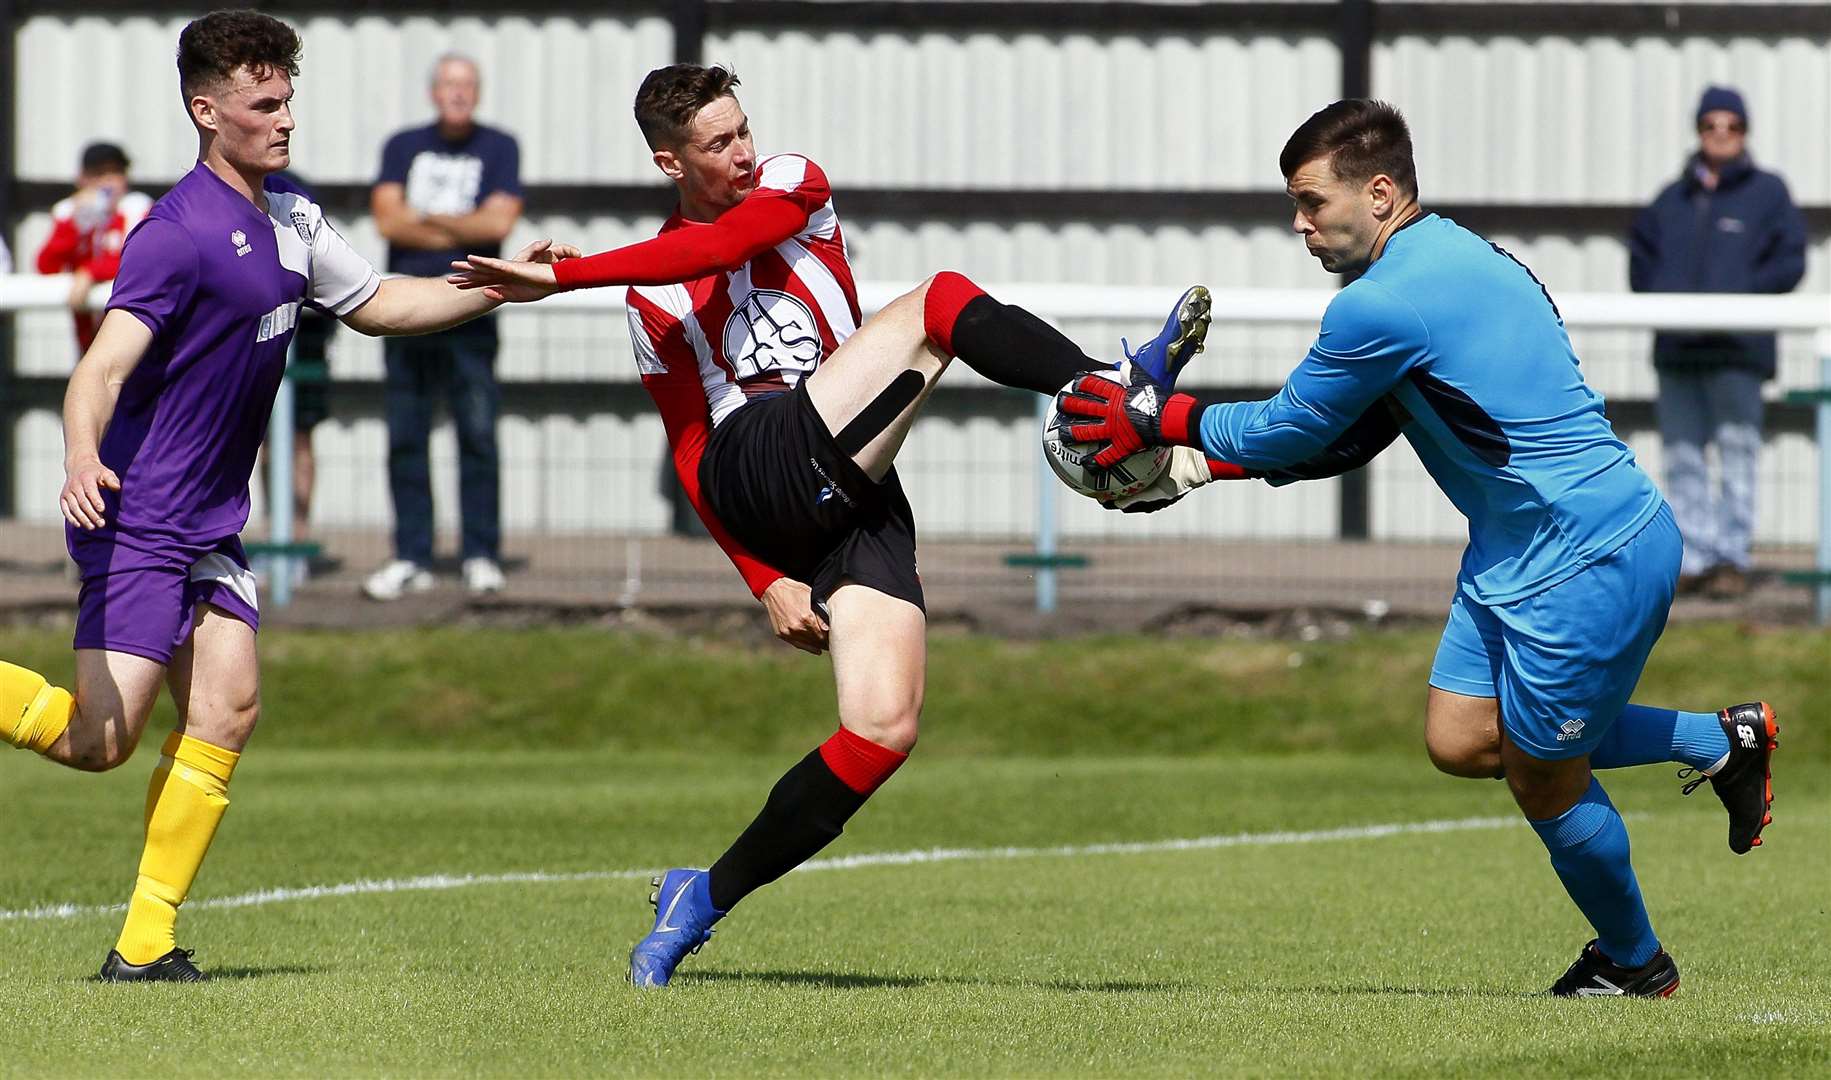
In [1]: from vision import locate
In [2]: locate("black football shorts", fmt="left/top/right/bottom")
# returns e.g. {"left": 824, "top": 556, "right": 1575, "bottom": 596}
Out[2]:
{"left": 701, "top": 381, "right": 923, "bottom": 615}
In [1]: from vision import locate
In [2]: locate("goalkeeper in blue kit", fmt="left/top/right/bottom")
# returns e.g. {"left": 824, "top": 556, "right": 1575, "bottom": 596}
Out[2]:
{"left": 1061, "top": 100, "right": 1779, "bottom": 997}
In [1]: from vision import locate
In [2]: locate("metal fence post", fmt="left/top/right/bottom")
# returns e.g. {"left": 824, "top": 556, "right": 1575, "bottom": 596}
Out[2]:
{"left": 266, "top": 340, "right": 297, "bottom": 608}
{"left": 1035, "top": 392, "right": 1058, "bottom": 614}
{"left": 1817, "top": 330, "right": 1831, "bottom": 625}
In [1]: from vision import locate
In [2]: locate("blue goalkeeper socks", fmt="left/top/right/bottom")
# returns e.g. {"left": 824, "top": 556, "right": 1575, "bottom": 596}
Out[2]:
{"left": 1667, "top": 707, "right": 1732, "bottom": 771}
{"left": 1528, "top": 777, "right": 1660, "bottom": 969}
{"left": 1588, "top": 705, "right": 1729, "bottom": 772}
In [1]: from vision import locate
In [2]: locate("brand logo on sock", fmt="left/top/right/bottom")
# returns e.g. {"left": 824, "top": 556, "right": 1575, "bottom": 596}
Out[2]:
{"left": 1735, "top": 722, "right": 1757, "bottom": 749}
{"left": 1556, "top": 718, "right": 1586, "bottom": 742}
{"left": 654, "top": 880, "right": 693, "bottom": 934}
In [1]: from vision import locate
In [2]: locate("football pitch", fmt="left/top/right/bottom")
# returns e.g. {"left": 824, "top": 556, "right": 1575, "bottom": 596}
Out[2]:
{"left": 1, "top": 623, "right": 1826, "bottom": 1077}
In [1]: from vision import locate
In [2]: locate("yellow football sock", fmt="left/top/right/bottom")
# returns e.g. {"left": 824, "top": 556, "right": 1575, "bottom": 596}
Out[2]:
{"left": 114, "top": 732, "right": 240, "bottom": 965}
{"left": 0, "top": 660, "right": 74, "bottom": 754}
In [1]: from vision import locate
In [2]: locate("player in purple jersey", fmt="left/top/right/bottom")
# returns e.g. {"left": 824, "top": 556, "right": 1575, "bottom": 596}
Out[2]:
{"left": 0, "top": 10, "right": 575, "bottom": 982}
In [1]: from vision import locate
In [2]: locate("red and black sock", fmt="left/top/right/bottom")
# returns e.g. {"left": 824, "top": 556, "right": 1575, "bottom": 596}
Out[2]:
{"left": 923, "top": 271, "right": 1100, "bottom": 395}
{"left": 706, "top": 728, "right": 908, "bottom": 912}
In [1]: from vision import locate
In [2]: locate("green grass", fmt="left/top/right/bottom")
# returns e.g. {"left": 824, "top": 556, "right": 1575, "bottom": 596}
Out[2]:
{"left": 1, "top": 623, "right": 1826, "bottom": 1077}
{"left": 1, "top": 620, "right": 1824, "bottom": 758}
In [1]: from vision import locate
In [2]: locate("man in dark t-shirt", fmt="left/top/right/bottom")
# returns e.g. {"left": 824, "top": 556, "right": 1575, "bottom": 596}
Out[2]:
{"left": 366, "top": 53, "right": 522, "bottom": 599}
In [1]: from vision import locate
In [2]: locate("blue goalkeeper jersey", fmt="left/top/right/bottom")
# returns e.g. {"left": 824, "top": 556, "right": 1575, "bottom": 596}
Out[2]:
{"left": 1198, "top": 213, "right": 1664, "bottom": 605}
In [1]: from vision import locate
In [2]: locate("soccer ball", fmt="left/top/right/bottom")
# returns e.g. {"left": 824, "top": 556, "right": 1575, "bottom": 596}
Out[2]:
{"left": 1042, "top": 371, "right": 1172, "bottom": 502}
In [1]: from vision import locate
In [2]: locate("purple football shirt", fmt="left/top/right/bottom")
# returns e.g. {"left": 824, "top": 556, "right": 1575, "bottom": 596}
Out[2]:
{"left": 93, "top": 162, "right": 380, "bottom": 548}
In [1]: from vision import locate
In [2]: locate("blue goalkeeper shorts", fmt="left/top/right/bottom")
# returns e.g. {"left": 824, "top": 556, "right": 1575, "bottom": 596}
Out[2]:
{"left": 1428, "top": 503, "right": 1682, "bottom": 761}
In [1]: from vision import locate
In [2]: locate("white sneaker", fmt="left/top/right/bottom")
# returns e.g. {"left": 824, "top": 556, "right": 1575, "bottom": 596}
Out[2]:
{"left": 462, "top": 557, "right": 505, "bottom": 595}
{"left": 363, "top": 559, "right": 434, "bottom": 601}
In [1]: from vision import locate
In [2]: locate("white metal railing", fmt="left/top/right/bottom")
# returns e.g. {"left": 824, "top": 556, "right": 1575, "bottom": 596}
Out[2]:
{"left": 523, "top": 280, "right": 1831, "bottom": 335}
{"left": 5, "top": 275, "right": 1829, "bottom": 620}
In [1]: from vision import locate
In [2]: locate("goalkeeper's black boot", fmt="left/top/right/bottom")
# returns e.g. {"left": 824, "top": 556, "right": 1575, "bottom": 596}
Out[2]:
{"left": 99, "top": 947, "right": 207, "bottom": 983}
{"left": 1547, "top": 940, "right": 1680, "bottom": 998}
{"left": 1679, "top": 702, "right": 1779, "bottom": 855}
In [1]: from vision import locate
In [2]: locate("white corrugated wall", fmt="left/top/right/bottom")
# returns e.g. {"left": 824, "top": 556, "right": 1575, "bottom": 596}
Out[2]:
{"left": 700, "top": 28, "right": 1341, "bottom": 189}
{"left": 1378, "top": 34, "right": 1831, "bottom": 203}
{"left": 14, "top": 14, "right": 675, "bottom": 184}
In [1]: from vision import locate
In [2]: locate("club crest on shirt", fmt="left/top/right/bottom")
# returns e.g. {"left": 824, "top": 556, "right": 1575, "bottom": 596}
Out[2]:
{"left": 231, "top": 229, "right": 252, "bottom": 257}
{"left": 723, "top": 289, "right": 823, "bottom": 382}
{"left": 290, "top": 210, "right": 312, "bottom": 246}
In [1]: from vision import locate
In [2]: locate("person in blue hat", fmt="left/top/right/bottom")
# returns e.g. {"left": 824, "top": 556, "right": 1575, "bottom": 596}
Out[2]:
{"left": 1628, "top": 86, "right": 1807, "bottom": 599}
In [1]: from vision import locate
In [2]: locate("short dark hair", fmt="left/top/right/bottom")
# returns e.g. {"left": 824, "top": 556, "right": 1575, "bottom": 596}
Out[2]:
{"left": 80, "top": 142, "right": 130, "bottom": 175}
{"left": 633, "top": 64, "right": 741, "bottom": 150}
{"left": 1279, "top": 99, "right": 1418, "bottom": 198}
{"left": 177, "top": 9, "right": 302, "bottom": 99}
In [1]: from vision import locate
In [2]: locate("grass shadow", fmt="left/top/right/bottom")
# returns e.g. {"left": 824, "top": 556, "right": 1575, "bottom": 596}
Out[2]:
{"left": 82, "top": 963, "right": 326, "bottom": 985}
{"left": 1036, "top": 978, "right": 1183, "bottom": 993}
{"left": 685, "top": 969, "right": 1181, "bottom": 993}
{"left": 1269, "top": 983, "right": 1521, "bottom": 1000}
{"left": 205, "top": 964, "right": 327, "bottom": 981}
{"left": 688, "top": 969, "right": 937, "bottom": 990}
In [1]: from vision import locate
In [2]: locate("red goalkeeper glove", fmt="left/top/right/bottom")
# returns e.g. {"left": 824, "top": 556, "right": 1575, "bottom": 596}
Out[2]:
{"left": 1055, "top": 367, "right": 1205, "bottom": 469}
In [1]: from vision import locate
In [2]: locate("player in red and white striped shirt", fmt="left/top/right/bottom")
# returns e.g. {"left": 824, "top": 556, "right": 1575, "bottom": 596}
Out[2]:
{"left": 452, "top": 64, "right": 1218, "bottom": 986}
{"left": 587, "top": 144, "right": 862, "bottom": 608}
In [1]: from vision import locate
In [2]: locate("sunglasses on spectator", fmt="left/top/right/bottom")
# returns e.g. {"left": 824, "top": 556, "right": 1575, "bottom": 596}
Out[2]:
{"left": 1698, "top": 119, "right": 1746, "bottom": 133}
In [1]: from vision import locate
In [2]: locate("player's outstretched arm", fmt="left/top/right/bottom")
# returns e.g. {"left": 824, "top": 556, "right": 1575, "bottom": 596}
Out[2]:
{"left": 60, "top": 310, "right": 152, "bottom": 529}
{"left": 1255, "top": 397, "right": 1407, "bottom": 486}
{"left": 443, "top": 250, "right": 563, "bottom": 304}
{"left": 344, "top": 239, "right": 581, "bottom": 335}
{"left": 1102, "top": 400, "right": 1405, "bottom": 514}
{"left": 449, "top": 193, "right": 811, "bottom": 301}
{"left": 1061, "top": 283, "right": 1420, "bottom": 472}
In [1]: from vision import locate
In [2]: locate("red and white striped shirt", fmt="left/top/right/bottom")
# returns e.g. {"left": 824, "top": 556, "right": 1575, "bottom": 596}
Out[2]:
{"left": 627, "top": 155, "right": 858, "bottom": 423}
{"left": 614, "top": 154, "right": 859, "bottom": 596}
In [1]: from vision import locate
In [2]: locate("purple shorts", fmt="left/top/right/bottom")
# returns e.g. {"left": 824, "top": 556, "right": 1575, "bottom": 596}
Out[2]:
{"left": 68, "top": 529, "right": 260, "bottom": 664}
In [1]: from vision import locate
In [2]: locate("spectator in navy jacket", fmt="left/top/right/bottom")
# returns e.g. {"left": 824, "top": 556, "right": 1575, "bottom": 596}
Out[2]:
{"left": 1629, "top": 86, "right": 1807, "bottom": 599}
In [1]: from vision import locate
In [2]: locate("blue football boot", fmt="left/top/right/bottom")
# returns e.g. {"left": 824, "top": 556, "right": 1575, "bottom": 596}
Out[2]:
{"left": 628, "top": 868, "right": 725, "bottom": 988}
{"left": 1120, "top": 284, "right": 1212, "bottom": 389}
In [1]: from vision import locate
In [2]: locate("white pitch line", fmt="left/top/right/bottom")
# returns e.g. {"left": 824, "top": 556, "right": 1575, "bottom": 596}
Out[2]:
{"left": 0, "top": 814, "right": 1518, "bottom": 923}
